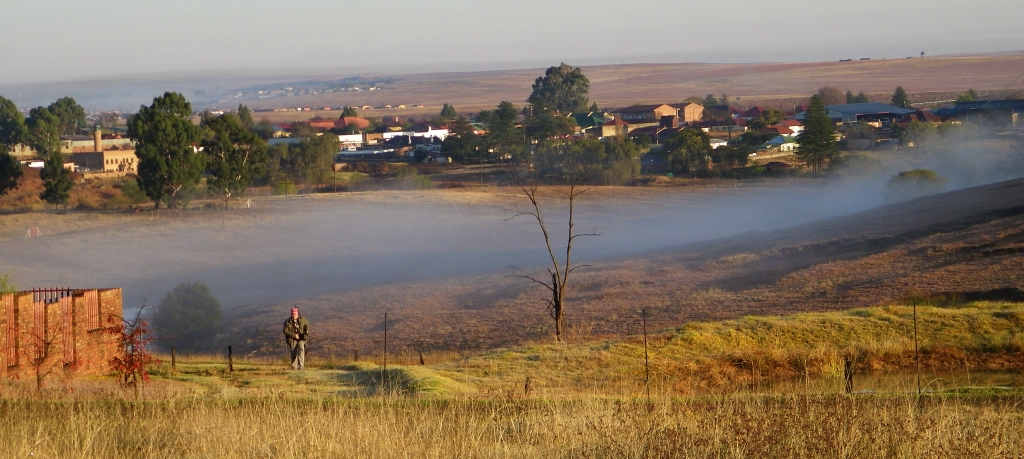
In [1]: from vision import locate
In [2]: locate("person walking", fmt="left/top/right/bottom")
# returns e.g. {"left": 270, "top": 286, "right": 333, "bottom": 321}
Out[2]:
{"left": 283, "top": 307, "right": 310, "bottom": 370}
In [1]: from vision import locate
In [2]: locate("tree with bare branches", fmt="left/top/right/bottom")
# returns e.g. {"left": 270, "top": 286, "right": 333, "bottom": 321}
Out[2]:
{"left": 508, "top": 143, "right": 598, "bottom": 341}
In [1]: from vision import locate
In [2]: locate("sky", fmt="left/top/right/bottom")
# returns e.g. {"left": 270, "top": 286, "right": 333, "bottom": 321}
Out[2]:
{"left": 1, "top": 0, "right": 1023, "bottom": 85}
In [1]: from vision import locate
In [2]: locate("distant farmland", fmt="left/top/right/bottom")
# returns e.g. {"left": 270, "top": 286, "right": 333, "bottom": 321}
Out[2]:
{"left": 247, "top": 52, "right": 1024, "bottom": 122}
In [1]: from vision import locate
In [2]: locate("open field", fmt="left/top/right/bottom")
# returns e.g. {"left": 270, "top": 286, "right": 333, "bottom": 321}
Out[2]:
{"left": 2, "top": 145, "right": 1023, "bottom": 357}
{"left": 225, "top": 177, "right": 1024, "bottom": 356}
{"left": 245, "top": 52, "right": 1024, "bottom": 121}
{"left": 3, "top": 301, "right": 1023, "bottom": 458}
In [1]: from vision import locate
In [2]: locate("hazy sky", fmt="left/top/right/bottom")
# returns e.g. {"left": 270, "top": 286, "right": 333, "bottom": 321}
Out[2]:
{"left": 2, "top": 0, "right": 1022, "bottom": 85}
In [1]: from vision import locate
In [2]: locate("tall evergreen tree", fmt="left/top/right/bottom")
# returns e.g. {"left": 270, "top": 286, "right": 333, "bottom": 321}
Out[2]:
{"left": 128, "top": 92, "right": 203, "bottom": 209}
{"left": 39, "top": 149, "right": 72, "bottom": 209}
{"left": 891, "top": 86, "right": 910, "bottom": 108}
{"left": 439, "top": 103, "right": 457, "bottom": 122}
{"left": 236, "top": 104, "right": 255, "bottom": 130}
{"left": 796, "top": 95, "right": 839, "bottom": 173}
{"left": 440, "top": 115, "right": 477, "bottom": 162}
{"left": 340, "top": 106, "right": 358, "bottom": 117}
{"left": 482, "top": 101, "right": 519, "bottom": 147}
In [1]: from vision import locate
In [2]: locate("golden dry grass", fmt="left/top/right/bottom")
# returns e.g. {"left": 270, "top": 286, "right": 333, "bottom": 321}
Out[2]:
{"left": 2, "top": 394, "right": 1023, "bottom": 458}
{"left": 4, "top": 300, "right": 1024, "bottom": 458}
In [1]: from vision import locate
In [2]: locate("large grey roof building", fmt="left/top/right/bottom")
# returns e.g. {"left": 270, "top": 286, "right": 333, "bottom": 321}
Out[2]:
{"left": 795, "top": 103, "right": 916, "bottom": 123}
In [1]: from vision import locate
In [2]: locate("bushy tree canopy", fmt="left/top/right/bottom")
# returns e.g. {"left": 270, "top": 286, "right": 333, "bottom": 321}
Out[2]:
{"left": 527, "top": 63, "right": 590, "bottom": 114}
{"left": 0, "top": 96, "right": 25, "bottom": 196}
{"left": 201, "top": 113, "right": 268, "bottom": 207}
{"left": 152, "top": 281, "right": 222, "bottom": 352}
{"left": 46, "top": 97, "right": 87, "bottom": 135}
{"left": 25, "top": 107, "right": 62, "bottom": 155}
{"left": 0, "top": 96, "right": 27, "bottom": 152}
{"left": 846, "top": 90, "right": 870, "bottom": 103}
{"left": 663, "top": 129, "right": 711, "bottom": 173}
{"left": 440, "top": 116, "right": 478, "bottom": 162}
{"left": 128, "top": 92, "right": 203, "bottom": 208}
{"left": 817, "top": 86, "right": 845, "bottom": 105}
{"left": 883, "top": 169, "right": 947, "bottom": 202}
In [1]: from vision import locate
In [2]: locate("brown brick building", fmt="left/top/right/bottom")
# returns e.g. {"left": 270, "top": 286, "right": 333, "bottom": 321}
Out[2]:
{"left": 1, "top": 288, "right": 122, "bottom": 382}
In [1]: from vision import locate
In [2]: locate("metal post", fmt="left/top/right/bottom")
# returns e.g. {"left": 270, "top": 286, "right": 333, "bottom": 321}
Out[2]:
{"left": 642, "top": 309, "right": 650, "bottom": 402}
{"left": 914, "top": 302, "right": 921, "bottom": 401}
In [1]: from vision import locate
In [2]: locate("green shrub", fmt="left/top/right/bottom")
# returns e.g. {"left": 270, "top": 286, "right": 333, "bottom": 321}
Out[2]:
{"left": 884, "top": 169, "right": 947, "bottom": 202}
{"left": 273, "top": 180, "right": 298, "bottom": 195}
{"left": 396, "top": 167, "right": 433, "bottom": 189}
{"left": 152, "top": 281, "right": 223, "bottom": 352}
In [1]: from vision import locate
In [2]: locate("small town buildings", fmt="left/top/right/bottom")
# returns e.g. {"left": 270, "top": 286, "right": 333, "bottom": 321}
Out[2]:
{"left": 737, "top": 106, "right": 767, "bottom": 121}
{"left": 601, "top": 118, "right": 629, "bottom": 138}
{"left": 795, "top": 103, "right": 916, "bottom": 124}
{"left": 69, "top": 130, "right": 138, "bottom": 176}
{"left": 670, "top": 102, "right": 705, "bottom": 123}
{"left": 758, "top": 135, "right": 799, "bottom": 152}
{"left": 759, "top": 125, "right": 795, "bottom": 136}
{"left": 572, "top": 112, "right": 610, "bottom": 134}
{"left": 627, "top": 126, "right": 665, "bottom": 143}
{"left": 617, "top": 104, "right": 679, "bottom": 124}
{"left": 778, "top": 120, "right": 804, "bottom": 134}
{"left": 8, "top": 143, "right": 37, "bottom": 159}
{"left": 932, "top": 99, "right": 1023, "bottom": 127}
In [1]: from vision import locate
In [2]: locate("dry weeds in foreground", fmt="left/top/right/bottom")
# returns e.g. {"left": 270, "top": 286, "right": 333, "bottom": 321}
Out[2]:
{"left": 1, "top": 394, "right": 1021, "bottom": 458}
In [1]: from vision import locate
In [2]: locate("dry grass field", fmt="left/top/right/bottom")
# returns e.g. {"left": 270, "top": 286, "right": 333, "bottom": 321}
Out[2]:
{"left": 3, "top": 299, "right": 1023, "bottom": 458}
{"left": 247, "top": 52, "right": 1024, "bottom": 122}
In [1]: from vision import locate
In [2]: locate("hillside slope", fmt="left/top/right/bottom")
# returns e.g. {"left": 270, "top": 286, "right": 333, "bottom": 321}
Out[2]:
{"left": 226, "top": 179, "right": 1024, "bottom": 356}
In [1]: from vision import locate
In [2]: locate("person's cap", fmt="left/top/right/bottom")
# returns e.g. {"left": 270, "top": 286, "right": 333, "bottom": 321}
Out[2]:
{"left": 291, "top": 307, "right": 299, "bottom": 315}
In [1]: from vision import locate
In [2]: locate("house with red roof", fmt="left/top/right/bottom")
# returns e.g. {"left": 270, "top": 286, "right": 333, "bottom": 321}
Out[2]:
{"left": 737, "top": 106, "right": 766, "bottom": 121}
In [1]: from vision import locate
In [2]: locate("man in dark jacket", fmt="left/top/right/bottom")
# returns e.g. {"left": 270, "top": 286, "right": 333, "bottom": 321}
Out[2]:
{"left": 283, "top": 307, "right": 310, "bottom": 370}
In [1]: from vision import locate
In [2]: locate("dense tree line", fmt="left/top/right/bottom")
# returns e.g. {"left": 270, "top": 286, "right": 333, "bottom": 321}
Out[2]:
{"left": 0, "top": 95, "right": 85, "bottom": 205}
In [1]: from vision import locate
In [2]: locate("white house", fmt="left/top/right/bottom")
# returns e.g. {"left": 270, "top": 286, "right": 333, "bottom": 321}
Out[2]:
{"left": 709, "top": 139, "right": 729, "bottom": 149}
{"left": 337, "top": 134, "right": 364, "bottom": 147}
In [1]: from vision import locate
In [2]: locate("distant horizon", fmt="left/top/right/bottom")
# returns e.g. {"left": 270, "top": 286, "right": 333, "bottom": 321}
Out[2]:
{"left": 4, "top": 48, "right": 1024, "bottom": 91}
{"left": 4, "top": 0, "right": 1023, "bottom": 87}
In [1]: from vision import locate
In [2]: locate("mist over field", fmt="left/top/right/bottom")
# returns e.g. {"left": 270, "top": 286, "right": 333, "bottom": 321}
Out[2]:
{"left": 1, "top": 146, "right": 1021, "bottom": 312}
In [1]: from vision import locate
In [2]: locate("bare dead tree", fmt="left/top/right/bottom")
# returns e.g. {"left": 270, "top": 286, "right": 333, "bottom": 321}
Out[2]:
{"left": 21, "top": 315, "right": 66, "bottom": 392}
{"left": 508, "top": 149, "right": 598, "bottom": 342}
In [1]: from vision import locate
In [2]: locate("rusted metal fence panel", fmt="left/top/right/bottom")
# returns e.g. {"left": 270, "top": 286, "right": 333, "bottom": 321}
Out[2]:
{"left": 2, "top": 295, "right": 14, "bottom": 366}
{"left": 61, "top": 296, "right": 74, "bottom": 365}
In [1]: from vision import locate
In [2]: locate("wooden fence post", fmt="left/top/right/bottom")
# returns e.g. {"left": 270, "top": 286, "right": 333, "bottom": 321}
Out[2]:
{"left": 228, "top": 345, "right": 234, "bottom": 372}
{"left": 171, "top": 347, "right": 176, "bottom": 373}
{"left": 844, "top": 357, "right": 853, "bottom": 394}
